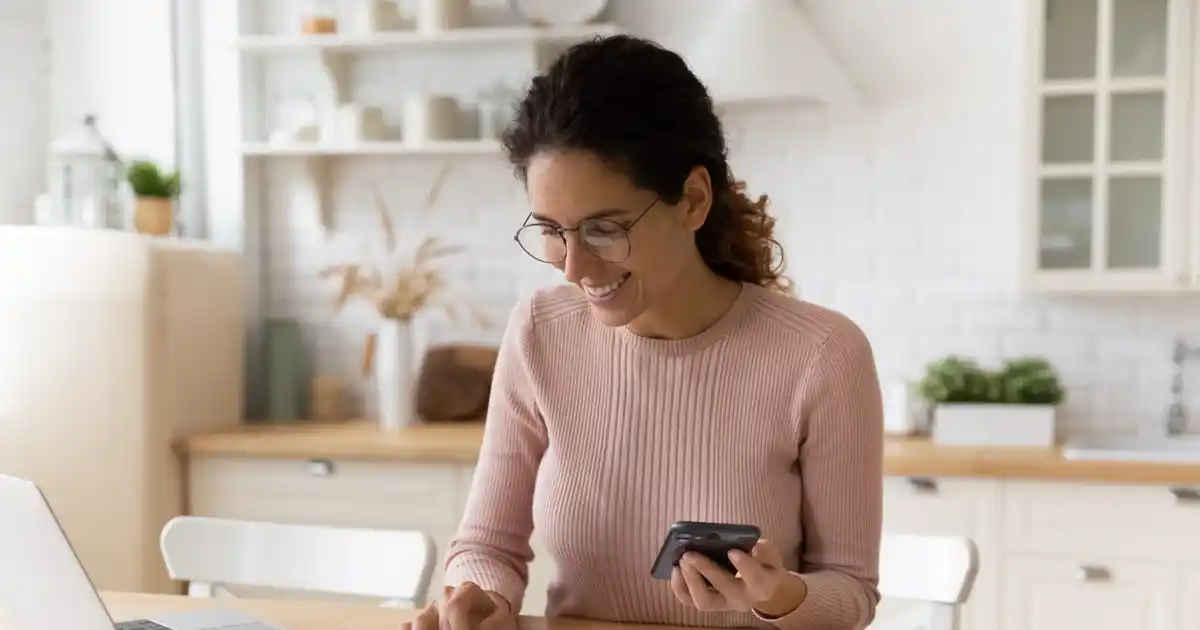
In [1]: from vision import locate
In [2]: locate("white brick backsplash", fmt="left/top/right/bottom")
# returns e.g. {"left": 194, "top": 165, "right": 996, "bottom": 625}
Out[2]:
{"left": 252, "top": 0, "right": 1200, "bottom": 436}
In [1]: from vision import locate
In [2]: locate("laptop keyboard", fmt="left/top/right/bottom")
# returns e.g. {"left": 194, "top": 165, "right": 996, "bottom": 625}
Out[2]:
{"left": 114, "top": 620, "right": 172, "bottom": 630}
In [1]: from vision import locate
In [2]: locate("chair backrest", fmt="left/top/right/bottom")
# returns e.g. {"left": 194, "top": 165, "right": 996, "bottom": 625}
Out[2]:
{"left": 159, "top": 516, "right": 436, "bottom": 607}
{"left": 874, "top": 533, "right": 980, "bottom": 630}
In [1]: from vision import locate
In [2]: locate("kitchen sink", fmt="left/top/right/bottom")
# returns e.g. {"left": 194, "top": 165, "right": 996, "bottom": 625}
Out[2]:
{"left": 1061, "top": 434, "right": 1200, "bottom": 464}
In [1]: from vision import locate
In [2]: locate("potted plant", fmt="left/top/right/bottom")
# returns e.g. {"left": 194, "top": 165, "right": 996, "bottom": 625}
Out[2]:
{"left": 919, "top": 354, "right": 1065, "bottom": 447}
{"left": 126, "top": 159, "right": 181, "bottom": 235}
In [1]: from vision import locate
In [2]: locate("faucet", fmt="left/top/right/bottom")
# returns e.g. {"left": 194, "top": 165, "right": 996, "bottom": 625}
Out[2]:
{"left": 1167, "top": 338, "right": 1200, "bottom": 436}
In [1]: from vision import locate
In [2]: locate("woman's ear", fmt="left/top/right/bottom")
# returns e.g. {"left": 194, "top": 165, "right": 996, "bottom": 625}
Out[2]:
{"left": 680, "top": 166, "right": 713, "bottom": 232}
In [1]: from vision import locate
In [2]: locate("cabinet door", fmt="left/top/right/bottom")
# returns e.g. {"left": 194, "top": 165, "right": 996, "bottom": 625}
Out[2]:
{"left": 1003, "top": 556, "right": 1177, "bottom": 630}
{"left": 1181, "top": 565, "right": 1200, "bottom": 629}
{"left": 875, "top": 477, "right": 1001, "bottom": 630}
{"left": 1024, "top": 0, "right": 1193, "bottom": 293}
{"left": 189, "top": 456, "right": 471, "bottom": 604}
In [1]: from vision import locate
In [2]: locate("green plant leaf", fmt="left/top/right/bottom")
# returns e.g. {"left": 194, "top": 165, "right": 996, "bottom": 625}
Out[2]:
{"left": 918, "top": 354, "right": 1065, "bottom": 406}
{"left": 126, "top": 159, "right": 181, "bottom": 198}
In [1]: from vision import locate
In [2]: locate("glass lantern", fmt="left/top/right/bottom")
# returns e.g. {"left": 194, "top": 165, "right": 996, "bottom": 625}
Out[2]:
{"left": 47, "top": 114, "right": 124, "bottom": 229}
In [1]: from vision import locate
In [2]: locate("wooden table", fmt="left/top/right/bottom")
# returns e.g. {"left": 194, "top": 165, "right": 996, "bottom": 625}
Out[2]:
{"left": 100, "top": 591, "right": 680, "bottom": 630}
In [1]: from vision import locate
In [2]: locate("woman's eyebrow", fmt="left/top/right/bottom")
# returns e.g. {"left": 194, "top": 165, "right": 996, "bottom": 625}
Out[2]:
{"left": 530, "top": 208, "right": 628, "bottom": 223}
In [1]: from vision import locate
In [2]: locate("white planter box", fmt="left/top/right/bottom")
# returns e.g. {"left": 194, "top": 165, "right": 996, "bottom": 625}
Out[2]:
{"left": 932, "top": 404, "right": 1057, "bottom": 447}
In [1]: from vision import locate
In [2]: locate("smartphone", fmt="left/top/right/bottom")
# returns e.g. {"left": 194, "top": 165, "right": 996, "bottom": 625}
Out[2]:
{"left": 649, "top": 520, "right": 762, "bottom": 580}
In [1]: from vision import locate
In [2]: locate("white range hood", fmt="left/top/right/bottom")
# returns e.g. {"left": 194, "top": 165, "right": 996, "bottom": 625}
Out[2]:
{"left": 686, "top": 0, "right": 860, "bottom": 107}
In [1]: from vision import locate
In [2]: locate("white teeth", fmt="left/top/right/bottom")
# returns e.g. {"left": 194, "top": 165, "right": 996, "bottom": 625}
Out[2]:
{"left": 582, "top": 275, "right": 628, "bottom": 298}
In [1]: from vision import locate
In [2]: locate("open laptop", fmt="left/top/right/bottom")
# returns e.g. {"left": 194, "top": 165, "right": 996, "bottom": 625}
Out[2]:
{"left": 0, "top": 473, "right": 285, "bottom": 630}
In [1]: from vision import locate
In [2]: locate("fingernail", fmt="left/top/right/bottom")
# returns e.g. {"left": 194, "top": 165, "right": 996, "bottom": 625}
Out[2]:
{"left": 728, "top": 550, "right": 747, "bottom": 561}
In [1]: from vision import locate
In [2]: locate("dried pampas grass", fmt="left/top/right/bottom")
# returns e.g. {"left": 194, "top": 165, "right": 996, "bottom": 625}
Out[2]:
{"left": 318, "top": 174, "right": 487, "bottom": 327}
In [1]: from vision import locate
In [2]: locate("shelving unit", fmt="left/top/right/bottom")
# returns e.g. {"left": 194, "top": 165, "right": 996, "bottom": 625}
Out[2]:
{"left": 241, "top": 139, "right": 503, "bottom": 157}
{"left": 233, "top": 17, "right": 620, "bottom": 231}
{"left": 200, "top": 2, "right": 623, "bottom": 416}
{"left": 234, "top": 23, "right": 621, "bottom": 53}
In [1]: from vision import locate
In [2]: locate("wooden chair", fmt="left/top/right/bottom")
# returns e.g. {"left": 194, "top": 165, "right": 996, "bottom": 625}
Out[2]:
{"left": 159, "top": 516, "right": 436, "bottom": 608}
{"left": 870, "top": 533, "right": 980, "bottom": 630}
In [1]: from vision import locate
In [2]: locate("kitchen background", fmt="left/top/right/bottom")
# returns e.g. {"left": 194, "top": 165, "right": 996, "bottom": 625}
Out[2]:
{"left": 3, "top": 0, "right": 1198, "bottom": 437}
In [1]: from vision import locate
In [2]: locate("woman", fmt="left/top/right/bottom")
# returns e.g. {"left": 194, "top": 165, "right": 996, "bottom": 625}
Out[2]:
{"left": 411, "top": 34, "right": 883, "bottom": 630}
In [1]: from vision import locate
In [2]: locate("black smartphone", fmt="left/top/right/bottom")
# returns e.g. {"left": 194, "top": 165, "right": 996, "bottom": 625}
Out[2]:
{"left": 649, "top": 520, "right": 762, "bottom": 580}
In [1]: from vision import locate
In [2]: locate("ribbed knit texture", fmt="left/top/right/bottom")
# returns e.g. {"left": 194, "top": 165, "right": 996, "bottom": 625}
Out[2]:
{"left": 444, "top": 282, "right": 884, "bottom": 630}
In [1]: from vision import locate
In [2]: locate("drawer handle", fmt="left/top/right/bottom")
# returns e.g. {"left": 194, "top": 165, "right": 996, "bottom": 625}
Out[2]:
{"left": 1075, "top": 564, "right": 1111, "bottom": 582}
{"left": 1169, "top": 487, "right": 1200, "bottom": 504}
{"left": 305, "top": 459, "right": 336, "bottom": 477}
{"left": 906, "top": 477, "right": 938, "bottom": 493}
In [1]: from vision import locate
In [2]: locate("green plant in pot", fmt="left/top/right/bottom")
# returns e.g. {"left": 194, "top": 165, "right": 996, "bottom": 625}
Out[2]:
{"left": 918, "top": 355, "right": 993, "bottom": 404}
{"left": 127, "top": 159, "right": 181, "bottom": 236}
{"left": 920, "top": 354, "right": 1065, "bottom": 447}
{"left": 993, "top": 357, "right": 1065, "bottom": 405}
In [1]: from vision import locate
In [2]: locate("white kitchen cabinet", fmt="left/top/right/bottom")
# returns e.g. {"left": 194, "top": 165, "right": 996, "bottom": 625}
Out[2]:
{"left": 878, "top": 477, "right": 1002, "bottom": 630}
{"left": 188, "top": 455, "right": 471, "bottom": 603}
{"left": 1002, "top": 555, "right": 1178, "bottom": 630}
{"left": 1001, "top": 480, "right": 1200, "bottom": 630}
{"left": 188, "top": 457, "right": 1200, "bottom": 628}
{"left": 1180, "top": 566, "right": 1200, "bottom": 629}
{"left": 1022, "top": 0, "right": 1198, "bottom": 293}
{"left": 188, "top": 456, "right": 553, "bottom": 613}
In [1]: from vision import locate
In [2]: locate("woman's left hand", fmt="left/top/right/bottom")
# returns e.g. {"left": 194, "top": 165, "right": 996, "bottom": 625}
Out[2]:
{"left": 669, "top": 538, "right": 808, "bottom": 617}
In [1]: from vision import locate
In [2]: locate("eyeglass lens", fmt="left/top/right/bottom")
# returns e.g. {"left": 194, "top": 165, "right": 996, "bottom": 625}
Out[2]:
{"left": 516, "top": 219, "right": 630, "bottom": 263}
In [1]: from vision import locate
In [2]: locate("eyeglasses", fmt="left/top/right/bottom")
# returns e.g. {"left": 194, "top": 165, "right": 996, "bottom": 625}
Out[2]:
{"left": 513, "top": 197, "right": 658, "bottom": 264}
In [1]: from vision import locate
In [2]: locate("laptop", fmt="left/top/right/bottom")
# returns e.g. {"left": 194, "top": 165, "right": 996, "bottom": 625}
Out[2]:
{"left": 0, "top": 473, "right": 285, "bottom": 630}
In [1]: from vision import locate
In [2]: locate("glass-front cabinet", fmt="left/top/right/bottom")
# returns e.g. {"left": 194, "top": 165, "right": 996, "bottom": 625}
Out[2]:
{"left": 1024, "top": 0, "right": 1194, "bottom": 292}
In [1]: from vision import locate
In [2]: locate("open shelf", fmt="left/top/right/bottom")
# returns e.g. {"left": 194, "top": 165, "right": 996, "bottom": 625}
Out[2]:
{"left": 242, "top": 140, "right": 503, "bottom": 157}
{"left": 235, "top": 23, "right": 620, "bottom": 54}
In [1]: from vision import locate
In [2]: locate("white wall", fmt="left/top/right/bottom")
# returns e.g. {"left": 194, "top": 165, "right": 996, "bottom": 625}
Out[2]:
{"left": 47, "top": 0, "right": 177, "bottom": 165}
{"left": 0, "top": 0, "right": 49, "bottom": 224}
{"left": 0, "top": 0, "right": 177, "bottom": 224}
{"left": 230, "top": 0, "right": 1200, "bottom": 436}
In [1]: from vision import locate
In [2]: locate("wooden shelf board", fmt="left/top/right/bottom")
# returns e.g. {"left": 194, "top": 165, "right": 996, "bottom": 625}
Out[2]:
{"left": 235, "top": 23, "right": 620, "bottom": 53}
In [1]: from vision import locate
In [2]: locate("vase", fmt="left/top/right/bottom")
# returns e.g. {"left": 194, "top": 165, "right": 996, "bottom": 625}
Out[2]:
{"left": 263, "top": 318, "right": 309, "bottom": 423}
{"left": 133, "top": 196, "right": 173, "bottom": 235}
{"left": 375, "top": 318, "right": 420, "bottom": 430}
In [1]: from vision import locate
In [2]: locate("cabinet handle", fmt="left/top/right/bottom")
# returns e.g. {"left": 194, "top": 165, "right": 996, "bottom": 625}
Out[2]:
{"left": 906, "top": 477, "right": 938, "bottom": 493}
{"left": 1075, "top": 564, "right": 1111, "bottom": 582}
{"left": 305, "top": 459, "right": 336, "bottom": 477}
{"left": 1169, "top": 487, "right": 1200, "bottom": 504}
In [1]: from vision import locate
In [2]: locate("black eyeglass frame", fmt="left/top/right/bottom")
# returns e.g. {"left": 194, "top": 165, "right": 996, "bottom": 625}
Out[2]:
{"left": 513, "top": 197, "right": 659, "bottom": 264}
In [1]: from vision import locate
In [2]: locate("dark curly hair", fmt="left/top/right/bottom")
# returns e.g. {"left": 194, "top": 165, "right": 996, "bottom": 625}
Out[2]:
{"left": 501, "top": 34, "right": 790, "bottom": 293}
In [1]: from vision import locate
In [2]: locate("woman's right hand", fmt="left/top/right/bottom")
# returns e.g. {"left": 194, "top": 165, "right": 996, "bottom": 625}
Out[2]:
{"left": 406, "top": 581, "right": 517, "bottom": 630}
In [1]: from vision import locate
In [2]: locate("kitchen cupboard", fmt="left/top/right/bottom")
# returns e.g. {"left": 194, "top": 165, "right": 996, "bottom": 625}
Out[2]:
{"left": 1022, "top": 0, "right": 1199, "bottom": 293}
{"left": 186, "top": 455, "right": 1200, "bottom": 629}
{"left": 187, "top": 456, "right": 554, "bottom": 614}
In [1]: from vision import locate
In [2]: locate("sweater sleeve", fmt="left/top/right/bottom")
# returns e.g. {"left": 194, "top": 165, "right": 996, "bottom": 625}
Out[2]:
{"left": 757, "top": 318, "right": 884, "bottom": 630}
{"left": 443, "top": 298, "right": 548, "bottom": 612}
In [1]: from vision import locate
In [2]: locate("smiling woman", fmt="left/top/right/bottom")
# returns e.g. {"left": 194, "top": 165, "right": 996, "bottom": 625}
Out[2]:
{"left": 415, "top": 34, "right": 885, "bottom": 630}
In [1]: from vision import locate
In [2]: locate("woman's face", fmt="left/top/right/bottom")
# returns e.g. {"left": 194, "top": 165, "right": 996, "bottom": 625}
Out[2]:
{"left": 522, "top": 150, "right": 710, "bottom": 327}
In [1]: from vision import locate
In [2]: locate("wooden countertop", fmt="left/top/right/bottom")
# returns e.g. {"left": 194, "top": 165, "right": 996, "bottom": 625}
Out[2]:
{"left": 180, "top": 420, "right": 485, "bottom": 464}
{"left": 101, "top": 591, "right": 678, "bottom": 630}
{"left": 178, "top": 420, "right": 1200, "bottom": 485}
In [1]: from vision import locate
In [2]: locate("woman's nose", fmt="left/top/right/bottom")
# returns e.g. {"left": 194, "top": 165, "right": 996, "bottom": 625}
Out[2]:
{"left": 560, "top": 235, "right": 599, "bottom": 285}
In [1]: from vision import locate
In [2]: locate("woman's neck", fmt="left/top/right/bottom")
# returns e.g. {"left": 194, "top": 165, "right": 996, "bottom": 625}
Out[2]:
{"left": 626, "top": 265, "right": 743, "bottom": 340}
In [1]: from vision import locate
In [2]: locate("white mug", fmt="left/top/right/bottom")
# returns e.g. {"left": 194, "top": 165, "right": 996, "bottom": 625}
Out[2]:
{"left": 403, "top": 95, "right": 460, "bottom": 145}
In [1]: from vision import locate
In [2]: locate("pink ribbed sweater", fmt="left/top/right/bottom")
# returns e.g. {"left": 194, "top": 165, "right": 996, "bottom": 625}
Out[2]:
{"left": 444, "top": 282, "right": 884, "bottom": 630}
